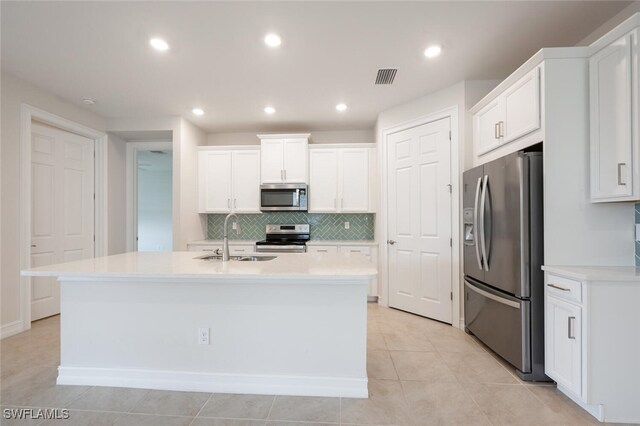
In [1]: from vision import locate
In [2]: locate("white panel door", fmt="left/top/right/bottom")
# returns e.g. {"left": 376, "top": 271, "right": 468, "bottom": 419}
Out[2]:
{"left": 232, "top": 150, "right": 261, "bottom": 213}
{"left": 590, "top": 32, "right": 634, "bottom": 200}
{"left": 309, "top": 149, "right": 338, "bottom": 212}
{"left": 199, "top": 151, "right": 232, "bottom": 213}
{"left": 340, "top": 149, "right": 369, "bottom": 212}
{"left": 283, "top": 138, "right": 308, "bottom": 183}
{"left": 260, "top": 140, "right": 285, "bottom": 183}
{"left": 545, "top": 296, "right": 582, "bottom": 397}
{"left": 31, "top": 122, "right": 94, "bottom": 321}
{"left": 387, "top": 118, "right": 452, "bottom": 323}
{"left": 503, "top": 67, "right": 541, "bottom": 143}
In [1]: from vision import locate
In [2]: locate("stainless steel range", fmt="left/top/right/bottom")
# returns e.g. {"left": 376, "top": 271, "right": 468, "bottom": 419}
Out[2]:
{"left": 255, "top": 224, "right": 310, "bottom": 253}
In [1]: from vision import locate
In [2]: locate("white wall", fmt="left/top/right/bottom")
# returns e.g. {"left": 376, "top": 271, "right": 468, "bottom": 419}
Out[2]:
{"left": 208, "top": 129, "right": 373, "bottom": 146}
{"left": 137, "top": 169, "right": 173, "bottom": 251}
{"left": 107, "top": 117, "right": 208, "bottom": 251}
{"left": 577, "top": 1, "right": 640, "bottom": 46}
{"left": 176, "top": 119, "right": 208, "bottom": 249}
{"left": 0, "top": 71, "right": 106, "bottom": 336}
{"left": 106, "top": 133, "right": 127, "bottom": 255}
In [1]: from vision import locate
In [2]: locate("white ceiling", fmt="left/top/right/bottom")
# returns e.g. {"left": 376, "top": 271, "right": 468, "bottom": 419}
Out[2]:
{"left": 1, "top": 1, "right": 631, "bottom": 133}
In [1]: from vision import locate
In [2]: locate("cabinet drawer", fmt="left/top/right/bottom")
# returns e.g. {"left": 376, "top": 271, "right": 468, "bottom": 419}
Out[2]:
{"left": 340, "top": 246, "right": 372, "bottom": 256}
{"left": 231, "top": 245, "right": 255, "bottom": 254}
{"left": 546, "top": 274, "right": 582, "bottom": 304}
{"left": 308, "top": 246, "right": 338, "bottom": 254}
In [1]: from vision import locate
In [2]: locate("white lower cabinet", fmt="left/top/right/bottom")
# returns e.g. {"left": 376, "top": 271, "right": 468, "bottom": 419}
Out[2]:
{"left": 545, "top": 295, "right": 582, "bottom": 397}
{"left": 307, "top": 243, "right": 378, "bottom": 300}
{"left": 187, "top": 243, "right": 256, "bottom": 254}
{"left": 543, "top": 268, "right": 640, "bottom": 423}
{"left": 307, "top": 245, "right": 339, "bottom": 254}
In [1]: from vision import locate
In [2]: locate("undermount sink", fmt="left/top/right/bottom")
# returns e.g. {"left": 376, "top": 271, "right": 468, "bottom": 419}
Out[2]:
{"left": 195, "top": 254, "right": 277, "bottom": 262}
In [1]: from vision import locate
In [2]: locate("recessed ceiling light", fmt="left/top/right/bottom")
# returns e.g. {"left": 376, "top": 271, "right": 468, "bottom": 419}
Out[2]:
{"left": 150, "top": 37, "right": 170, "bottom": 51}
{"left": 264, "top": 33, "right": 282, "bottom": 48}
{"left": 336, "top": 103, "right": 348, "bottom": 112}
{"left": 264, "top": 106, "right": 276, "bottom": 115}
{"left": 192, "top": 108, "right": 204, "bottom": 116}
{"left": 424, "top": 44, "right": 442, "bottom": 58}
{"left": 82, "top": 97, "right": 96, "bottom": 105}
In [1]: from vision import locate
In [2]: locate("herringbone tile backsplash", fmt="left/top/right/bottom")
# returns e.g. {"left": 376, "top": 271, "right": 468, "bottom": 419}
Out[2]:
{"left": 207, "top": 213, "right": 375, "bottom": 240}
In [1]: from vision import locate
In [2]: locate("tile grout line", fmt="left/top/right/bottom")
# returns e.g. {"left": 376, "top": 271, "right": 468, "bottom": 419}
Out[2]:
{"left": 188, "top": 392, "right": 214, "bottom": 426}
{"left": 265, "top": 393, "right": 277, "bottom": 422}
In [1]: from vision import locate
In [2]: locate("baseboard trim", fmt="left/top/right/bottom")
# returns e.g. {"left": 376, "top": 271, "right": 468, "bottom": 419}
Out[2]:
{"left": 1, "top": 320, "right": 24, "bottom": 339}
{"left": 556, "top": 383, "right": 604, "bottom": 422}
{"left": 57, "top": 366, "right": 369, "bottom": 398}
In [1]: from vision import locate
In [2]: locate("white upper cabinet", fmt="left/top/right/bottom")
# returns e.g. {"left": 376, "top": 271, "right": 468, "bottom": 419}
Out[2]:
{"left": 474, "top": 67, "right": 541, "bottom": 157}
{"left": 258, "top": 134, "right": 309, "bottom": 183}
{"left": 309, "top": 149, "right": 338, "bottom": 212}
{"left": 340, "top": 149, "right": 370, "bottom": 212}
{"left": 231, "top": 150, "right": 261, "bottom": 213}
{"left": 199, "top": 151, "right": 232, "bottom": 213}
{"left": 309, "top": 145, "right": 374, "bottom": 213}
{"left": 198, "top": 148, "right": 261, "bottom": 214}
{"left": 475, "top": 98, "right": 505, "bottom": 155}
{"left": 590, "top": 30, "right": 637, "bottom": 202}
{"left": 503, "top": 67, "right": 541, "bottom": 143}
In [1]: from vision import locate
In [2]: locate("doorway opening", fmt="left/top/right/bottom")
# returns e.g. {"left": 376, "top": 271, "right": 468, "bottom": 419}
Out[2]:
{"left": 125, "top": 139, "right": 173, "bottom": 252}
{"left": 136, "top": 149, "right": 173, "bottom": 251}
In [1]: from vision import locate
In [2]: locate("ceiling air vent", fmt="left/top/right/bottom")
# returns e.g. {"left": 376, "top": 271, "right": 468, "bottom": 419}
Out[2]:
{"left": 150, "top": 150, "right": 166, "bottom": 154}
{"left": 375, "top": 69, "right": 397, "bottom": 85}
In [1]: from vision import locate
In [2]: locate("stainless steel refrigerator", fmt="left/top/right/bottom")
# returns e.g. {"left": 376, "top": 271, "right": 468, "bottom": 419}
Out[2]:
{"left": 463, "top": 150, "right": 547, "bottom": 381}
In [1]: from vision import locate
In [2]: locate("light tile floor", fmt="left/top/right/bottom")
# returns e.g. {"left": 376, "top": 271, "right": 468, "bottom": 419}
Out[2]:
{"left": 0, "top": 304, "right": 605, "bottom": 425}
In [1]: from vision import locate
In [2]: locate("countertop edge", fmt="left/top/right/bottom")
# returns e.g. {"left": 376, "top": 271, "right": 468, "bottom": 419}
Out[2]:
{"left": 542, "top": 265, "right": 640, "bottom": 282}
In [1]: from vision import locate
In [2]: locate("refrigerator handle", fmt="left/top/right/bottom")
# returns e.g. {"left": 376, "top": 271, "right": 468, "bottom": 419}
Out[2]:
{"left": 473, "top": 177, "right": 483, "bottom": 270}
{"left": 480, "top": 174, "right": 490, "bottom": 272}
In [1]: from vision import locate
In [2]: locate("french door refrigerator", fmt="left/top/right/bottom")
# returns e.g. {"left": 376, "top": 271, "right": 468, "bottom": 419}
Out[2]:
{"left": 463, "top": 150, "right": 547, "bottom": 381}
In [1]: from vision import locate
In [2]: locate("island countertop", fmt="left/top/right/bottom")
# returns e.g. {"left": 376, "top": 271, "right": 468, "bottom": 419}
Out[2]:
{"left": 21, "top": 251, "right": 377, "bottom": 281}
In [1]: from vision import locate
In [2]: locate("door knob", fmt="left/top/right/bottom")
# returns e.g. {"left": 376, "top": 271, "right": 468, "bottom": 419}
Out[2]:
{"left": 31, "top": 244, "right": 37, "bottom": 248}
{"left": 387, "top": 239, "right": 397, "bottom": 245}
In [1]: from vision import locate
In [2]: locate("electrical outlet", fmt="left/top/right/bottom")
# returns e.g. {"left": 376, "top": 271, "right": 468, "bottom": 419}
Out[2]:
{"left": 198, "top": 327, "right": 210, "bottom": 345}
{"left": 344, "top": 221, "right": 350, "bottom": 230}
{"left": 232, "top": 222, "right": 237, "bottom": 230}
{"left": 636, "top": 224, "right": 640, "bottom": 242}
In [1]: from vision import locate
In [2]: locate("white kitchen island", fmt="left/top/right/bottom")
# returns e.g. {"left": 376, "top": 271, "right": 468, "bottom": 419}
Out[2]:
{"left": 22, "top": 251, "right": 376, "bottom": 398}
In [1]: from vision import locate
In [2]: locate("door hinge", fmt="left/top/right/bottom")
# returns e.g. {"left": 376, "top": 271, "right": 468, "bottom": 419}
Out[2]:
{"left": 449, "top": 131, "right": 452, "bottom": 141}
{"left": 93, "top": 235, "right": 95, "bottom": 242}
{"left": 93, "top": 193, "right": 95, "bottom": 200}
{"left": 447, "top": 184, "right": 452, "bottom": 193}
{"left": 450, "top": 238, "right": 452, "bottom": 247}
{"left": 450, "top": 292, "right": 453, "bottom": 301}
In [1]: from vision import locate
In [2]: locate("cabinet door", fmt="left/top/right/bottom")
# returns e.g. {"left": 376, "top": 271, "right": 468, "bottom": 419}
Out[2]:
{"left": 590, "top": 32, "right": 635, "bottom": 201}
{"left": 232, "top": 150, "right": 261, "bottom": 213}
{"left": 199, "top": 151, "right": 232, "bottom": 213}
{"left": 260, "top": 140, "right": 285, "bottom": 183}
{"left": 545, "top": 296, "right": 582, "bottom": 397}
{"left": 340, "top": 149, "right": 370, "bottom": 212}
{"left": 503, "top": 67, "right": 541, "bottom": 143}
{"left": 283, "top": 138, "right": 308, "bottom": 183}
{"left": 309, "top": 149, "right": 338, "bottom": 212}
{"left": 474, "top": 98, "right": 505, "bottom": 156}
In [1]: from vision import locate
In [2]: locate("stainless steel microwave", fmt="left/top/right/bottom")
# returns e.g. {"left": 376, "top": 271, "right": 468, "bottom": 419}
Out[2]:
{"left": 260, "top": 183, "right": 308, "bottom": 212}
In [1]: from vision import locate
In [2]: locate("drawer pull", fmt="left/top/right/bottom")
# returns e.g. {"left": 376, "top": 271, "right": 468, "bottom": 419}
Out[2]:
{"left": 568, "top": 316, "right": 576, "bottom": 339}
{"left": 548, "top": 283, "right": 570, "bottom": 292}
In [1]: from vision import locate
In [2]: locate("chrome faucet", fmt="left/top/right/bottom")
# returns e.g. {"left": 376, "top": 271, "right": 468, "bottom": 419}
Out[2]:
{"left": 222, "top": 213, "right": 241, "bottom": 261}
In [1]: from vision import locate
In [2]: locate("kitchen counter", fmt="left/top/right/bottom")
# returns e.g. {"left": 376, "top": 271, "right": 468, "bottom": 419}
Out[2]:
{"left": 21, "top": 252, "right": 373, "bottom": 398}
{"left": 542, "top": 265, "right": 640, "bottom": 282}
{"left": 23, "top": 251, "right": 376, "bottom": 282}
